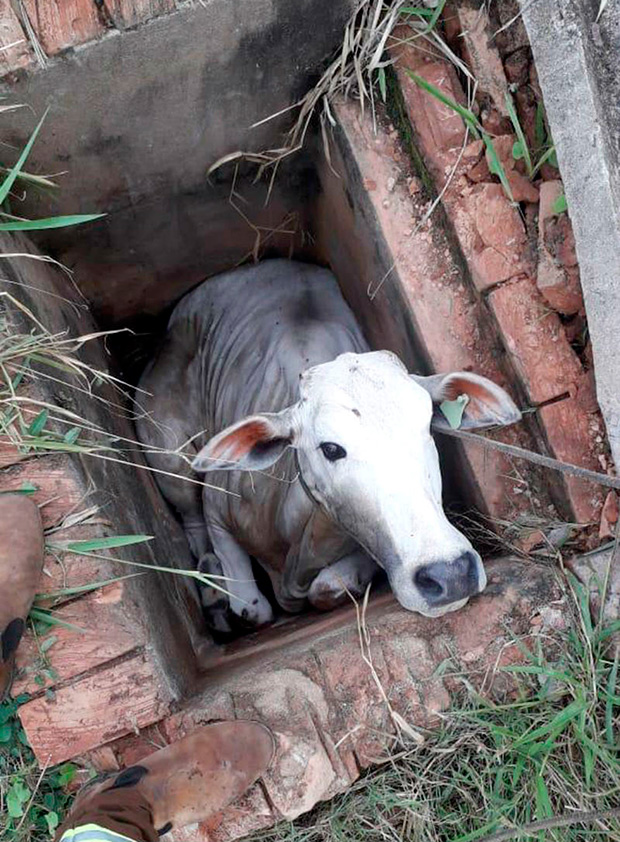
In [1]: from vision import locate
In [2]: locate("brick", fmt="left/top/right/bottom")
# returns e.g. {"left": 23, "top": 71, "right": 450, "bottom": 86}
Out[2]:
{"left": 82, "top": 745, "right": 120, "bottom": 772}
{"left": 391, "top": 31, "right": 468, "bottom": 187}
{"left": 104, "top": 0, "right": 175, "bottom": 29}
{"left": 231, "top": 667, "right": 342, "bottom": 820}
{"left": 193, "top": 785, "right": 275, "bottom": 842}
{"left": 0, "top": 0, "right": 33, "bottom": 74}
{"left": 18, "top": 650, "right": 172, "bottom": 765}
{"left": 538, "top": 397, "right": 605, "bottom": 523}
{"left": 391, "top": 35, "right": 535, "bottom": 291}
{"left": 13, "top": 581, "right": 144, "bottom": 695}
{"left": 456, "top": 6, "right": 510, "bottom": 119}
{"left": 107, "top": 723, "right": 169, "bottom": 767}
{"left": 457, "top": 182, "right": 533, "bottom": 291}
{"left": 37, "top": 545, "right": 116, "bottom": 598}
{"left": 488, "top": 276, "right": 583, "bottom": 403}
{"left": 22, "top": 0, "right": 105, "bottom": 55}
{"left": 485, "top": 135, "right": 539, "bottom": 203}
{"left": 537, "top": 181, "right": 583, "bottom": 315}
{"left": 0, "top": 453, "right": 86, "bottom": 530}
{"left": 599, "top": 491, "right": 618, "bottom": 541}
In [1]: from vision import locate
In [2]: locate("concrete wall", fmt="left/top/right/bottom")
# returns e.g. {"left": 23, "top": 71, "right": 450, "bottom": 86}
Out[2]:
{"left": 519, "top": 0, "right": 620, "bottom": 471}
{"left": 1, "top": 0, "right": 355, "bottom": 326}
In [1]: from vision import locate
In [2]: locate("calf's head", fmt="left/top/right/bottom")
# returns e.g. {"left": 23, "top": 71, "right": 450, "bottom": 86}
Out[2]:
{"left": 192, "top": 351, "right": 521, "bottom": 617}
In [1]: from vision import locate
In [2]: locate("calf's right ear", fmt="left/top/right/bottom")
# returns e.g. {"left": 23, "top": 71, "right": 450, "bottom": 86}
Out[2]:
{"left": 192, "top": 408, "right": 297, "bottom": 473}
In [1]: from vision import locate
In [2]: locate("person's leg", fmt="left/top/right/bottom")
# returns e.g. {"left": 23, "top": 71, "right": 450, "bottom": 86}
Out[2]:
{"left": 0, "top": 495, "right": 45, "bottom": 700}
{"left": 55, "top": 783, "right": 158, "bottom": 842}
{"left": 55, "top": 721, "right": 275, "bottom": 841}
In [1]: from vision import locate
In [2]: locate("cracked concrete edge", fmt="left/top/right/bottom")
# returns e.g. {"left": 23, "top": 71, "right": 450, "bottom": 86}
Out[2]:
{"left": 519, "top": 0, "right": 620, "bottom": 468}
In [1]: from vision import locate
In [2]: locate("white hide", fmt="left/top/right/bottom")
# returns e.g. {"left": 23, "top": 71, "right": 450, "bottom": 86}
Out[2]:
{"left": 137, "top": 260, "right": 521, "bottom": 625}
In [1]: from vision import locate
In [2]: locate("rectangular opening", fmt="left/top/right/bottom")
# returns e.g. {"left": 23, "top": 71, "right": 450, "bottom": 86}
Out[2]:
{"left": 1, "top": 0, "right": 546, "bottom": 709}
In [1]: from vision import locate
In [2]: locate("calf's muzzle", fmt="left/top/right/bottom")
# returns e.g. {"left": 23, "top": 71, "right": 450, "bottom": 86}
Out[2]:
{"left": 414, "top": 551, "right": 480, "bottom": 607}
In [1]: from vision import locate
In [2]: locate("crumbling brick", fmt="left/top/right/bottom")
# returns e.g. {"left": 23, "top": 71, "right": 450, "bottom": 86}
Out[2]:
{"left": 488, "top": 276, "right": 583, "bottom": 404}
{"left": 13, "top": 581, "right": 145, "bottom": 695}
{"left": 0, "top": 0, "right": 33, "bottom": 73}
{"left": 537, "top": 181, "right": 584, "bottom": 315}
{"left": 455, "top": 6, "right": 511, "bottom": 122}
{"left": 18, "top": 651, "right": 173, "bottom": 765}
{"left": 104, "top": 0, "right": 175, "bottom": 29}
{"left": 537, "top": 397, "right": 606, "bottom": 524}
{"left": 21, "top": 0, "right": 105, "bottom": 55}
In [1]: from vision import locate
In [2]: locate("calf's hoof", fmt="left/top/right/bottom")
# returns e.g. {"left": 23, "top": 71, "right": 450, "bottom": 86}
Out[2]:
{"left": 234, "top": 591, "right": 274, "bottom": 628}
{"left": 198, "top": 553, "right": 234, "bottom": 635}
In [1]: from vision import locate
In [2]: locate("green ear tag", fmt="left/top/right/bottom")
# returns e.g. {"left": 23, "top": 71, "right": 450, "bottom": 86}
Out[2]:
{"left": 439, "top": 394, "right": 470, "bottom": 429}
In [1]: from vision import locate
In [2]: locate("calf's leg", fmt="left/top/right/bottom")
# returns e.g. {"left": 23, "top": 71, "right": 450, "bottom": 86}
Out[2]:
{"left": 208, "top": 524, "right": 274, "bottom": 626}
{"left": 308, "top": 551, "right": 379, "bottom": 610}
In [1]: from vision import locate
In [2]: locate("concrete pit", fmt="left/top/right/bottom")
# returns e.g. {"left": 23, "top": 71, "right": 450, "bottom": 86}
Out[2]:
{"left": 0, "top": 1, "right": 615, "bottom": 838}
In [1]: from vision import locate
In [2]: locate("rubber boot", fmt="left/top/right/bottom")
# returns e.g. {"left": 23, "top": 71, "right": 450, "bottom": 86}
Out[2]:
{"left": 68, "top": 721, "right": 275, "bottom": 835}
{"left": 0, "top": 494, "right": 45, "bottom": 701}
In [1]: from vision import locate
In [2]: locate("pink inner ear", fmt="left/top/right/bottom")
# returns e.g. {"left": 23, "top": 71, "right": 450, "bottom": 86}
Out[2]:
{"left": 212, "top": 420, "right": 272, "bottom": 460}
{"left": 444, "top": 376, "right": 500, "bottom": 420}
{"left": 445, "top": 377, "right": 496, "bottom": 405}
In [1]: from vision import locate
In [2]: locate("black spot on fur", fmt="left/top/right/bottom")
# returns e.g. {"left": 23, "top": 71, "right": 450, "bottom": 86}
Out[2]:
{"left": 2, "top": 618, "right": 24, "bottom": 661}
{"left": 157, "top": 822, "right": 173, "bottom": 836}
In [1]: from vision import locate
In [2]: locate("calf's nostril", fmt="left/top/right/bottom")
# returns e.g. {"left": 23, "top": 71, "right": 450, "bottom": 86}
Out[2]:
{"left": 414, "top": 568, "right": 444, "bottom": 598}
{"left": 414, "top": 553, "right": 481, "bottom": 607}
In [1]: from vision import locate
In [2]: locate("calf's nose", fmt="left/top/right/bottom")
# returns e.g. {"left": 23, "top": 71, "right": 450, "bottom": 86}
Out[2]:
{"left": 414, "top": 551, "right": 480, "bottom": 607}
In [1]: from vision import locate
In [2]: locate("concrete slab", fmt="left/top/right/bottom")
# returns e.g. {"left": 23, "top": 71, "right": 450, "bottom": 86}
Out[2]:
{"left": 520, "top": 0, "right": 620, "bottom": 469}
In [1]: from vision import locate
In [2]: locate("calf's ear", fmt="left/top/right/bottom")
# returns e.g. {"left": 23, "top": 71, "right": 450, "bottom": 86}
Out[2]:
{"left": 411, "top": 371, "right": 522, "bottom": 430}
{"left": 192, "top": 408, "right": 297, "bottom": 473}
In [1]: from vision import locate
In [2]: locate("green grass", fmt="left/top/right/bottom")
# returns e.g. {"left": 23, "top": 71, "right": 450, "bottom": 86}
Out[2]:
{"left": 253, "top": 576, "right": 620, "bottom": 842}
{"left": 1, "top": 108, "right": 104, "bottom": 232}
{"left": 1, "top": 693, "right": 77, "bottom": 841}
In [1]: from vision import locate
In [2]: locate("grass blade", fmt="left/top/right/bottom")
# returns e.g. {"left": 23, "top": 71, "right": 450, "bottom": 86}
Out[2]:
{"left": 53, "top": 535, "right": 154, "bottom": 553}
{"left": 422, "top": 0, "right": 447, "bottom": 33}
{"left": 27, "top": 409, "right": 48, "bottom": 436}
{"left": 483, "top": 134, "right": 514, "bottom": 203}
{"left": 404, "top": 70, "right": 480, "bottom": 138}
{"left": 400, "top": 6, "right": 435, "bottom": 16}
{"left": 35, "top": 573, "right": 144, "bottom": 601}
{"left": 531, "top": 144, "right": 557, "bottom": 177}
{"left": 0, "top": 214, "right": 105, "bottom": 232}
{"left": 0, "top": 108, "right": 49, "bottom": 207}
{"left": 605, "top": 650, "right": 619, "bottom": 747}
{"left": 535, "top": 775, "right": 553, "bottom": 819}
{"left": 29, "top": 608, "right": 85, "bottom": 633}
{"left": 514, "top": 697, "right": 586, "bottom": 746}
{"left": 505, "top": 92, "right": 532, "bottom": 177}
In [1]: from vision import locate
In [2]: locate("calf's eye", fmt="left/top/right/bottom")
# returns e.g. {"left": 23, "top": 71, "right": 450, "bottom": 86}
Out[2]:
{"left": 319, "top": 442, "right": 347, "bottom": 462}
